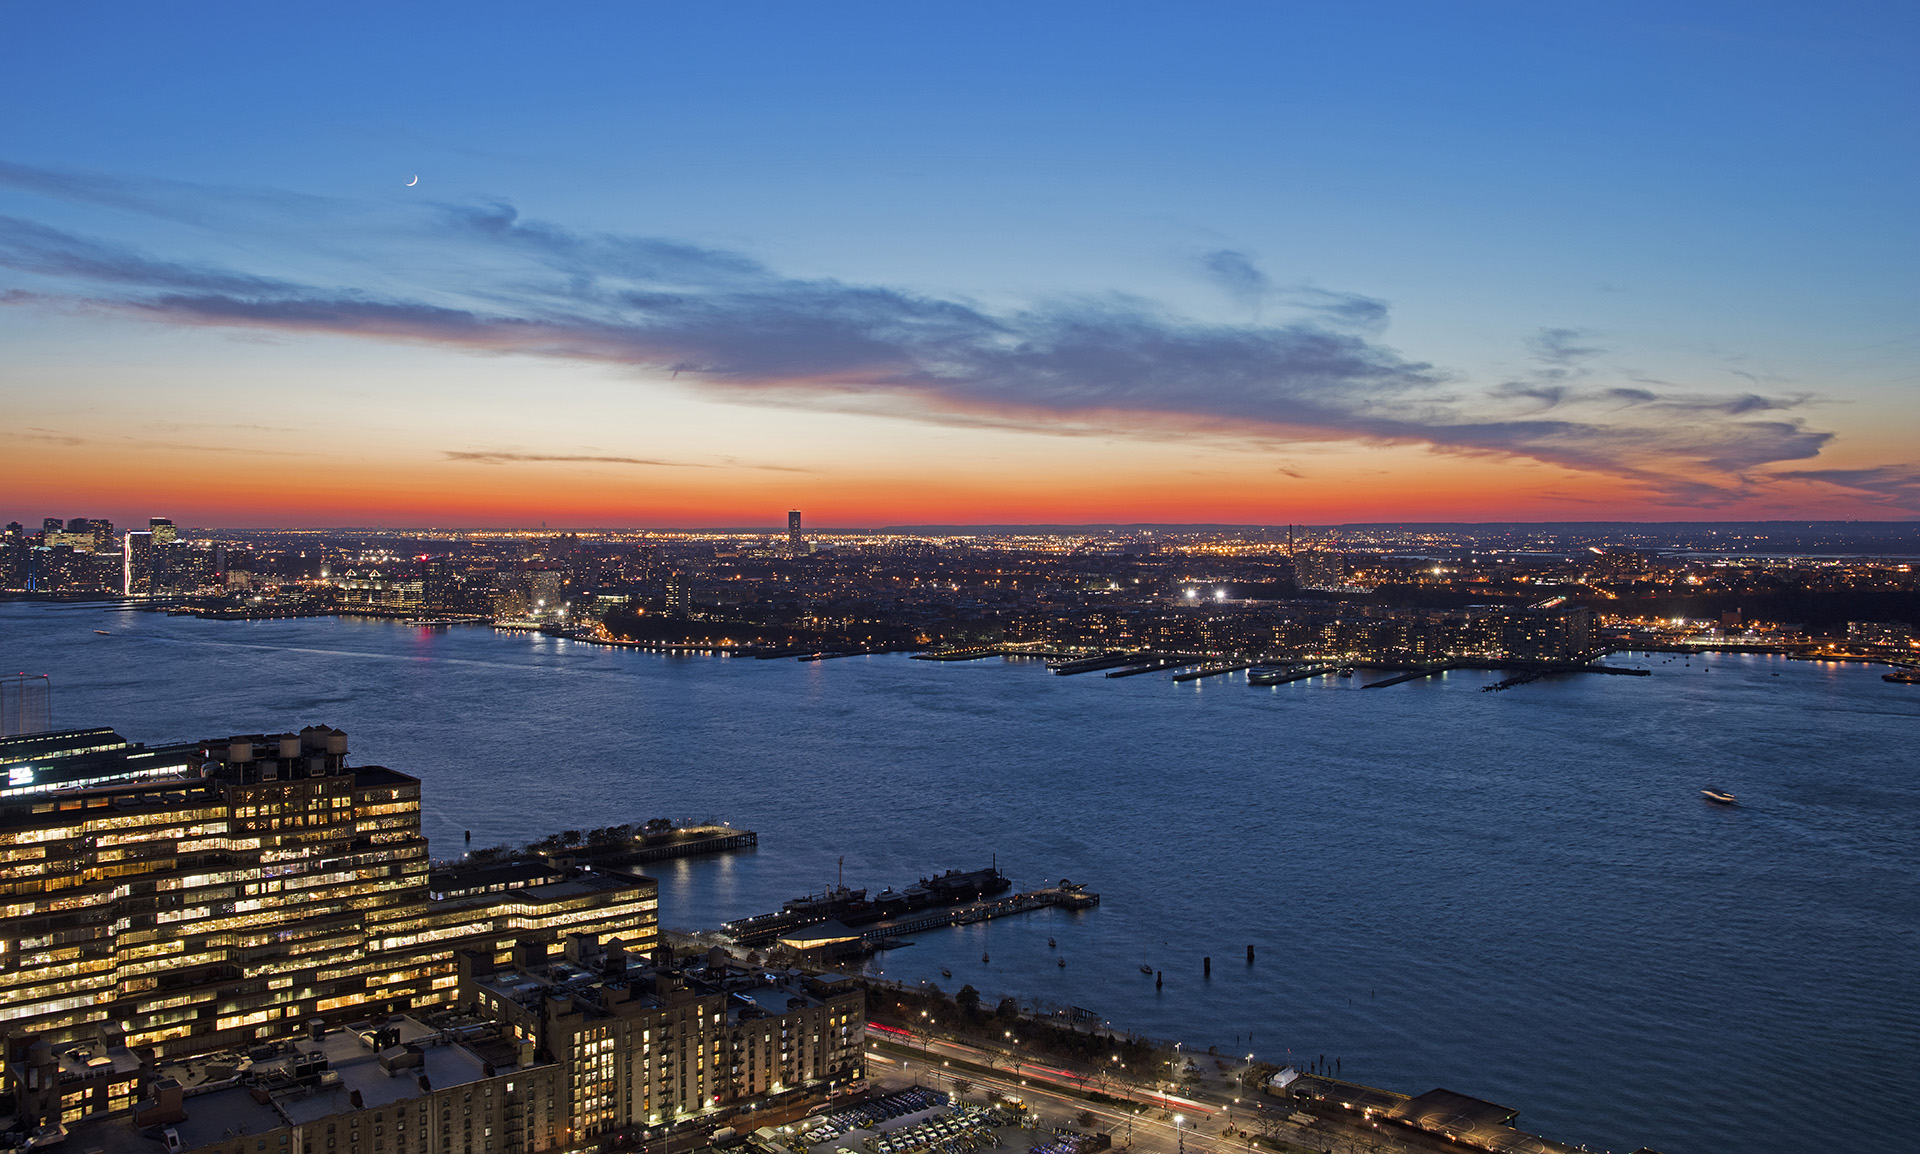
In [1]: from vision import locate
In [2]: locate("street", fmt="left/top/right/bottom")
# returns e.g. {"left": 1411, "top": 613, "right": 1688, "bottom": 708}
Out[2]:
{"left": 864, "top": 1037, "right": 1421, "bottom": 1154}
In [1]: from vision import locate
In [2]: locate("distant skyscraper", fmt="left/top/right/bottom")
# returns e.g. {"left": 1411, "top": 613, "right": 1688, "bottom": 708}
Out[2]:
{"left": 121, "top": 530, "right": 152, "bottom": 596}
{"left": 788, "top": 509, "right": 804, "bottom": 557}
{"left": 664, "top": 571, "right": 691, "bottom": 617}
{"left": 148, "top": 516, "right": 177, "bottom": 545}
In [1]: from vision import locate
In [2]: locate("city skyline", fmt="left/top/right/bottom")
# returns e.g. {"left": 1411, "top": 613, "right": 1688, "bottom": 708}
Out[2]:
{"left": 2, "top": 4, "right": 1915, "bottom": 527}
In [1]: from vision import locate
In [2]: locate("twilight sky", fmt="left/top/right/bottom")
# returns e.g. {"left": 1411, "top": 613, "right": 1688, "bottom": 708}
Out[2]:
{"left": 1, "top": 2, "right": 1916, "bottom": 527}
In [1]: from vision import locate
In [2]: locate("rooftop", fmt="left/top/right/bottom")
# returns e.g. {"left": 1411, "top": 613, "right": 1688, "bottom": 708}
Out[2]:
{"left": 59, "top": 1013, "right": 536, "bottom": 1154}
{"left": 468, "top": 947, "right": 848, "bottom": 1025}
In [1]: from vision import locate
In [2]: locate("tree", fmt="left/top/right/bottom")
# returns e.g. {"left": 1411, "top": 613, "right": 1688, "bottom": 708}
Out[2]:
{"left": 950, "top": 1078, "right": 972, "bottom": 1099}
{"left": 1074, "top": 1111, "right": 1097, "bottom": 1130}
{"left": 955, "top": 985, "right": 982, "bottom": 1016}
{"left": 995, "top": 997, "right": 1020, "bottom": 1022}
{"left": 1253, "top": 1111, "right": 1291, "bottom": 1145}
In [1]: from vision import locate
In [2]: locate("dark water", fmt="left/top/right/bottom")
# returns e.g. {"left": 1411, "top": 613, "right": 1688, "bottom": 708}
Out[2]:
{"left": 6, "top": 604, "right": 1918, "bottom": 1154}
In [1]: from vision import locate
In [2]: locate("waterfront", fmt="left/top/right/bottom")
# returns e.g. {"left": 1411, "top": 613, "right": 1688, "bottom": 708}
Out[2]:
{"left": 5, "top": 604, "right": 1918, "bottom": 1153}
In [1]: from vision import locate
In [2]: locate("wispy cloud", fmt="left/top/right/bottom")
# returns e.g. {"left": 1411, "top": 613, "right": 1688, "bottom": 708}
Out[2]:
{"left": 1198, "top": 249, "right": 1268, "bottom": 308}
{"left": 1529, "top": 327, "right": 1603, "bottom": 367}
{"left": 444, "top": 450, "right": 812, "bottom": 472}
{"left": 7, "top": 427, "right": 84, "bottom": 445}
{"left": 444, "top": 451, "right": 713, "bottom": 467}
{"left": 1773, "top": 466, "right": 1920, "bottom": 512}
{"left": 0, "top": 161, "right": 1856, "bottom": 503}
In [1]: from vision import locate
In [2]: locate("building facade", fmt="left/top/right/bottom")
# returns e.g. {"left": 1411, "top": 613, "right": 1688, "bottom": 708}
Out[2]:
{"left": 0, "top": 728, "right": 657, "bottom": 1078}
{"left": 460, "top": 942, "right": 863, "bottom": 1140}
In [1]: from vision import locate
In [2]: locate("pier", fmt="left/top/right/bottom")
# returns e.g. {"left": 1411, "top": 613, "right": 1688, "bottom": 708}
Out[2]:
{"left": 1171, "top": 660, "right": 1257, "bottom": 682}
{"left": 1250, "top": 663, "right": 1338, "bottom": 685}
{"left": 1361, "top": 661, "right": 1461, "bottom": 688}
{"left": 1105, "top": 657, "right": 1196, "bottom": 678}
{"left": 913, "top": 644, "right": 1078, "bottom": 662}
{"left": 1049, "top": 651, "right": 1144, "bottom": 675}
{"left": 862, "top": 882, "right": 1100, "bottom": 945}
{"left": 570, "top": 825, "right": 759, "bottom": 871}
{"left": 607, "top": 826, "right": 757, "bottom": 862}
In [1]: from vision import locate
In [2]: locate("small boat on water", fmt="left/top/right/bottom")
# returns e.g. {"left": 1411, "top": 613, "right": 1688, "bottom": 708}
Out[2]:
{"left": 1702, "top": 789, "right": 1738, "bottom": 805}
{"left": 981, "top": 952, "right": 990, "bottom": 963}
{"left": 1048, "top": 937, "right": 1057, "bottom": 948}
{"left": 1057, "top": 958, "right": 1066, "bottom": 968}
{"left": 1139, "top": 964, "right": 1154, "bottom": 975}
{"left": 1884, "top": 669, "right": 1920, "bottom": 684}
{"left": 940, "top": 967, "right": 951, "bottom": 978}
{"left": 93, "top": 630, "right": 110, "bottom": 635}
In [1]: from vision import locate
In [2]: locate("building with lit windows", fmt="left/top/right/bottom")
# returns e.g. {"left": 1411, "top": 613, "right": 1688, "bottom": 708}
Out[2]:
{"left": 19, "top": 1006, "right": 559, "bottom": 1154}
{"left": 0, "top": 727, "right": 658, "bottom": 1111}
{"left": 459, "top": 940, "right": 864, "bottom": 1138}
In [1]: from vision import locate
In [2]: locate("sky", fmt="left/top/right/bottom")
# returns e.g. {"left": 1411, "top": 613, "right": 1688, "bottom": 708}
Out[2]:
{"left": 1, "top": 1, "right": 1916, "bottom": 528}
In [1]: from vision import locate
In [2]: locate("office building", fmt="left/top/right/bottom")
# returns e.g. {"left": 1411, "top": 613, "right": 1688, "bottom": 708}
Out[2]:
{"left": 0, "top": 727, "right": 658, "bottom": 1087}
{"left": 786, "top": 512, "right": 802, "bottom": 559}
{"left": 122, "top": 532, "right": 153, "bottom": 596}
{"left": 663, "top": 574, "right": 691, "bottom": 619}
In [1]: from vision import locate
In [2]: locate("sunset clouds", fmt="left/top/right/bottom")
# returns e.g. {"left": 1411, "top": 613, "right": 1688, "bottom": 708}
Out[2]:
{"left": 0, "top": 4, "right": 1912, "bottom": 525}
{"left": 0, "top": 166, "right": 1860, "bottom": 512}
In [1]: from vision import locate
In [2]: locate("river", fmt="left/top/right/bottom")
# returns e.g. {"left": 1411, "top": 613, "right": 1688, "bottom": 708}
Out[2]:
{"left": 4, "top": 603, "right": 1917, "bottom": 1153}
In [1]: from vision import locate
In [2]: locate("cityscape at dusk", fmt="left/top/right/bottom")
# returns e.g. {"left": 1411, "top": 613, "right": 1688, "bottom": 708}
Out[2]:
{"left": 3, "top": 6, "right": 1918, "bottom": 1154}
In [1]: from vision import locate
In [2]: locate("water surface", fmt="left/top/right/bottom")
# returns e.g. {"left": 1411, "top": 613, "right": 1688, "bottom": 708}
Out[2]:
{"left": 6, "top": 605, "right": 1917, "bottom": 1154}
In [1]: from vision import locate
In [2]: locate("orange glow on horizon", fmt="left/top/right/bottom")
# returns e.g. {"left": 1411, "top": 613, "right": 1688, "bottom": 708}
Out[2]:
{"left": 1, "top": 437, "right": 1887, "bottom": 528}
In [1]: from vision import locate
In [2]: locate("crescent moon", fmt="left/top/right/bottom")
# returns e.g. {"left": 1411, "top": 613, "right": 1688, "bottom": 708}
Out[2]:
{"left": 405, "top": 175, "right": 419, "bottom": 187}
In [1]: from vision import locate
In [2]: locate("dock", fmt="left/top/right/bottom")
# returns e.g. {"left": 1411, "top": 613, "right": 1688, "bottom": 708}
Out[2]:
{"left": 1049, "top": 652, "right": 1144, "bottom": 675}
{"left": 860, "top": 882, "right": 1100, "bottom": 945}
{"left": 1250, "top": 664, "right": 1338, "bottom": 685}
{"left": 1361, "top": 661, "right": 1461, "bottom": 688}
{"left": 1480, "top": 661, "right": 1652, "bottom": 692}
{"left": 912, "top": 644, "right": 1077, "bottom": 662}
{"left": 1106, "top": 657, "right": 1197, "bottom": 678}
{"left": 573, "top": 825, "right": 758, "bottom": 869}
{"left": 1171, "top": 661, "right": 1257, "bottom": 682}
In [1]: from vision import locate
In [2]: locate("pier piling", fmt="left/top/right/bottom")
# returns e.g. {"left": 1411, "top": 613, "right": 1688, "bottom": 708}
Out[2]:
{"left": 1247, "top": 944, "right": 1255, "bottom": 963}
{"left": 1204, "top": 956, "right": 1211, "bottom": 977}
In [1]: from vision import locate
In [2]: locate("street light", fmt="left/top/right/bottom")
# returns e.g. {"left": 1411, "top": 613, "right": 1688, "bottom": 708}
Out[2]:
{"left": 1233, "top": 1050, "right": 1255, "bottom": 1122}
{"left": 1173, "top": 1115, "right": 1185, "bottom": 1154}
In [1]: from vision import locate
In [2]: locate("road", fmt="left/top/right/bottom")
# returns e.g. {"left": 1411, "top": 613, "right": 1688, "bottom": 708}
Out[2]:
{"left": 864, "top": 1036, "right": 1423, "bottom": 1154}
